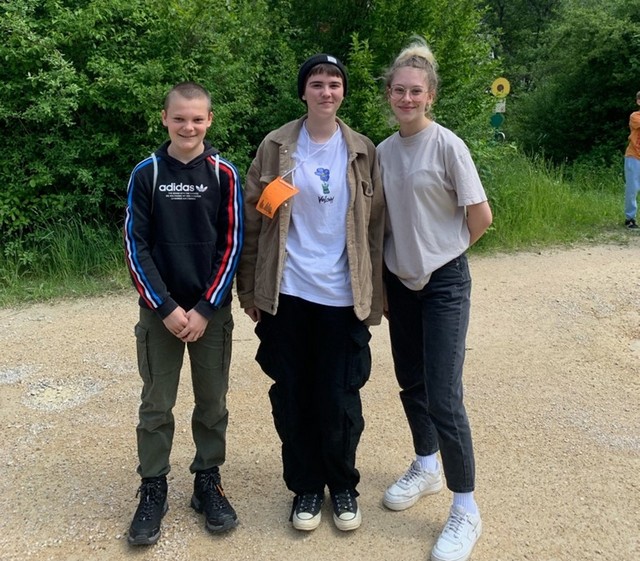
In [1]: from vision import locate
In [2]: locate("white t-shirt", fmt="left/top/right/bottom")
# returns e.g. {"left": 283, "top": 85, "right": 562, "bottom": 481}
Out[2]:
{"left": 377, "top": 122, "right": 487, "bottom": 290}
{"left": 280, "top": 123, "right": 353, "bottom": 306}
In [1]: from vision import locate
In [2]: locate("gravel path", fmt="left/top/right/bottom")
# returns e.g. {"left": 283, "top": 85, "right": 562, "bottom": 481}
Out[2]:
{"left": 1, "top": 242, "right": 639, "bottom": 561}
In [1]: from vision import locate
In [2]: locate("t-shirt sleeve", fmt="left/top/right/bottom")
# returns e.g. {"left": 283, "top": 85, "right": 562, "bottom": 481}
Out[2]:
{"left": 446, "top": 142, "right": 487, "bottom": 207}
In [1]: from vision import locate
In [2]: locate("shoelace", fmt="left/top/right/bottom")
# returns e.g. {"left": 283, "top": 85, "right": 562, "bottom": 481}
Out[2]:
{"left": 199, "top": 472, "right": 228, "bottom": 510}
{"left": 398, "top": 463, "right": 422, "bottom": 485}
{"left": 297, "top": 493, "right": 321, "bottom": 514}
{"left": 441, "top": 509, "right": 467, "bottom": 539}
{"left": 333, "top": 491, "right": 355, "bottom": 513}
{"left": 135, "top": 480, "right": 164, "bottom": 520}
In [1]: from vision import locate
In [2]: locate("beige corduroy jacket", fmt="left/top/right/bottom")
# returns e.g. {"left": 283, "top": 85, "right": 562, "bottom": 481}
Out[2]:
{"left": 236, "top": 116, "right": 385, "bottom": 325}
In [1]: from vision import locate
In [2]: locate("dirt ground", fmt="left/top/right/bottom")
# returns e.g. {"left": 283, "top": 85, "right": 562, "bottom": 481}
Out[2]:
{"left": 1, "top": 242, "right": 639, "bottom": 561}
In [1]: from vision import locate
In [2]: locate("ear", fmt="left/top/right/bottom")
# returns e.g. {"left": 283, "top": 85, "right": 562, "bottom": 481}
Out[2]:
{"left": 161, "top": 109, "right": 168, "bottom": 127}
{"left": 207, "top": 111, "right": 214, "bottom": 127}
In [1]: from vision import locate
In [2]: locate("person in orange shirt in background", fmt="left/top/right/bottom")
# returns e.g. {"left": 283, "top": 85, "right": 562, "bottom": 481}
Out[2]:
{"left": 624, "top": 90, "right": 640, "bottom": 229}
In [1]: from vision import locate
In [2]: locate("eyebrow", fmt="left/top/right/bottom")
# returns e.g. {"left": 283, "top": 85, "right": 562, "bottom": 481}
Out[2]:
{"left": 169, "top": 114, "right": 209, "bottom": 120}
{"left": 167, "top": 111, "right": 209, "bottom": 118}
{"left": 308, "top": 78, "right": 342, "bottom": 85}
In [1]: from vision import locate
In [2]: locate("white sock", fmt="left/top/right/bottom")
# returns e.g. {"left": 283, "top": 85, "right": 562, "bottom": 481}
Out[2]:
{"left": 416, "top": 453, "right": 439, "bottom": 472}
{"left": 453, "top": 492, "right": 478, "bottom": 515}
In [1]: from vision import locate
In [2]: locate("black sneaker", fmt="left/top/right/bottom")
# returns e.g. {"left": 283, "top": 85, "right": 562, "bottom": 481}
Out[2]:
{"left": 330, "top": 489, "right": 361, "bottom": 531}
{"left": 290, "top": 492, "right": 323, "bottom": 531}
{"left": 625, "top": 218, "right": 639, "bottom": 229}
{"left": 191, "top": 467, "right": 238, "bottom": 533}
{"left": 127, "top": 476, "right": 168, "bottom": 545}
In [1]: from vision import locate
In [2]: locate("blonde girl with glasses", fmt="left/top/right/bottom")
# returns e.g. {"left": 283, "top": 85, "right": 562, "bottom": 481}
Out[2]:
{"left": 376, "top": 38, "right": 492, "bottom": 561}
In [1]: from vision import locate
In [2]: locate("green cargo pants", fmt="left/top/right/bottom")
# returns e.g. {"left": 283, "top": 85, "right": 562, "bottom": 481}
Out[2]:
{"left": 134, "top": 305, "right": 233, "bottom": 478}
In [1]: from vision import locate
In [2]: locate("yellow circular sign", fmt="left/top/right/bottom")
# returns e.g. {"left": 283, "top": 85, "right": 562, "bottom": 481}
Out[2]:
{"left": 491, "top": 77, "right": 511, "bottom": 98}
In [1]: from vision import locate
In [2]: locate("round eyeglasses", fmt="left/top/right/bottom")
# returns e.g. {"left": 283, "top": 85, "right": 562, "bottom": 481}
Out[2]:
{"left": 388, "top": 85, "right": 428, "bottom": 101}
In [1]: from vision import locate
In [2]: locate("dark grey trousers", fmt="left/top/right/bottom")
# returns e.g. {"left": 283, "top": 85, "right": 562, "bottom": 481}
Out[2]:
{"left": 385, "top": 255, "right": 476, "bottom": 493}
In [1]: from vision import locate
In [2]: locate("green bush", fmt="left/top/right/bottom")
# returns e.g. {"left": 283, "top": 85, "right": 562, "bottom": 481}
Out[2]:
{"left": 1, "top": 0, "right": 500, "bottom": 254}
{"left": 0, "top": 0, "right": 300, "bottom": 242}
{"left": 506, "top": 0, "right": 640, "bottom": 164}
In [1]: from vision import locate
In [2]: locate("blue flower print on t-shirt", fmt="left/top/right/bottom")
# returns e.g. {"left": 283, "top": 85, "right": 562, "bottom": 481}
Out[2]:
{"left": 314, "top": 168, "right": 331, "bottom": 194}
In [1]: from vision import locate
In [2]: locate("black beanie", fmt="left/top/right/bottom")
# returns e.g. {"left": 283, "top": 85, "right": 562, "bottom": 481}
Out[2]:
{"left": 297, "top": 54, "right": 348, "bottom": 100}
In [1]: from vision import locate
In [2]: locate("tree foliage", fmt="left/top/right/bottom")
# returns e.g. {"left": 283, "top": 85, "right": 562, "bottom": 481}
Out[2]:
{"left": 276, "top": 0, "right": 498, "bottom": 142}
{"left": 482, "top": 0, "right": 561, "bottom": 89}
{"left": 492, "top": 0, "right": 640, "bottom": 163}
{"left": 0, "top": 0, "right": 299, "bottom": 240}
{"left": 1, "top": 0, "right": 498, "bottom": 247}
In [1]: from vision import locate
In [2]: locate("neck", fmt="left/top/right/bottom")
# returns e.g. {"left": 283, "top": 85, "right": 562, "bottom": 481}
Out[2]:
{"left": 399, "top": 116, "right": 432, "bottom": 138}
{"left": 305, "top": 116, "right": 338, "bottom": 143}
{"left": 167, "top": 144, "right": 204, "bottom": 164}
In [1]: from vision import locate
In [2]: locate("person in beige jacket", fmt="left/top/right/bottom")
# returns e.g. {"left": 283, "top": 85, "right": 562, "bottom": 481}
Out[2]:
{"left": 237, "top": 54, "right": 384, "bottom": 533}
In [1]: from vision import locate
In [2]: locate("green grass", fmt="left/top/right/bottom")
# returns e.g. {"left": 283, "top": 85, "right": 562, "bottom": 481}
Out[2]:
{"left": 0, "top": 219, "right": 130, "bottom": 307}
{"left": 474, "top": 149, "right": 627, "bottom": 252}
{"left": 0, "top": 149, "right": 633, "bottom": 307}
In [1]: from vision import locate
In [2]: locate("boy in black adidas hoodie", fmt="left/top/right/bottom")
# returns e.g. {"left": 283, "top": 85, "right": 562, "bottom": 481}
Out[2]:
{"left": 124, "top": 82, "right": 244, "bottom": 545}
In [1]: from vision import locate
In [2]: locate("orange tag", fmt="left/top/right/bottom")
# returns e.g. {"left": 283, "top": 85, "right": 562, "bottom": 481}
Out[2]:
{"left": 256, "top": 176, "right": 299, "bottom": 218}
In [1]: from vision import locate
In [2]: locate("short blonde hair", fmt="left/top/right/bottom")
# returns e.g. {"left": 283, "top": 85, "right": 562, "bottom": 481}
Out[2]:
{"left": 164, "top": 82, "right": 211, "bottom": 112}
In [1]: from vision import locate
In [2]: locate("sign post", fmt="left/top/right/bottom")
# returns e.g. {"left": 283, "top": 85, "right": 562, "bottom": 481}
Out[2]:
{"left": 490, "top": 77, "right": 510, "bottom": 141}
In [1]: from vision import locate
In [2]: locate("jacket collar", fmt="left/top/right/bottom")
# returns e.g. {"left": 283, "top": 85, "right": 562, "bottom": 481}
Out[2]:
{"left": 270, "top": 116, "right": 368, "bottom": 156}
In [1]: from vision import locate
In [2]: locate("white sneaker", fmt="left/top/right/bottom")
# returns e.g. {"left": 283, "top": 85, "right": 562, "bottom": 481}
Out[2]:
{"left": 431, "top": 505, "right": 482, "bottom": 561}
{"left": 383, "top": 460, "right": 443, "bottom": 511}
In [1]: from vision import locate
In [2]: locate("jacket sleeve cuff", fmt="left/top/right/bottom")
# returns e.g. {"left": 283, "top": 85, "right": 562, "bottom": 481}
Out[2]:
{"left": 364, "top": 312, "right": 383, "bottom": 327}
{"left": 193, "top": 299, "right": 215, "bottom": 320}
{"left": 156, "top": 298, "right": 178, "bottom": 320}
{"left": 237, "top": 292, "right": 255, "bottom": 310}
